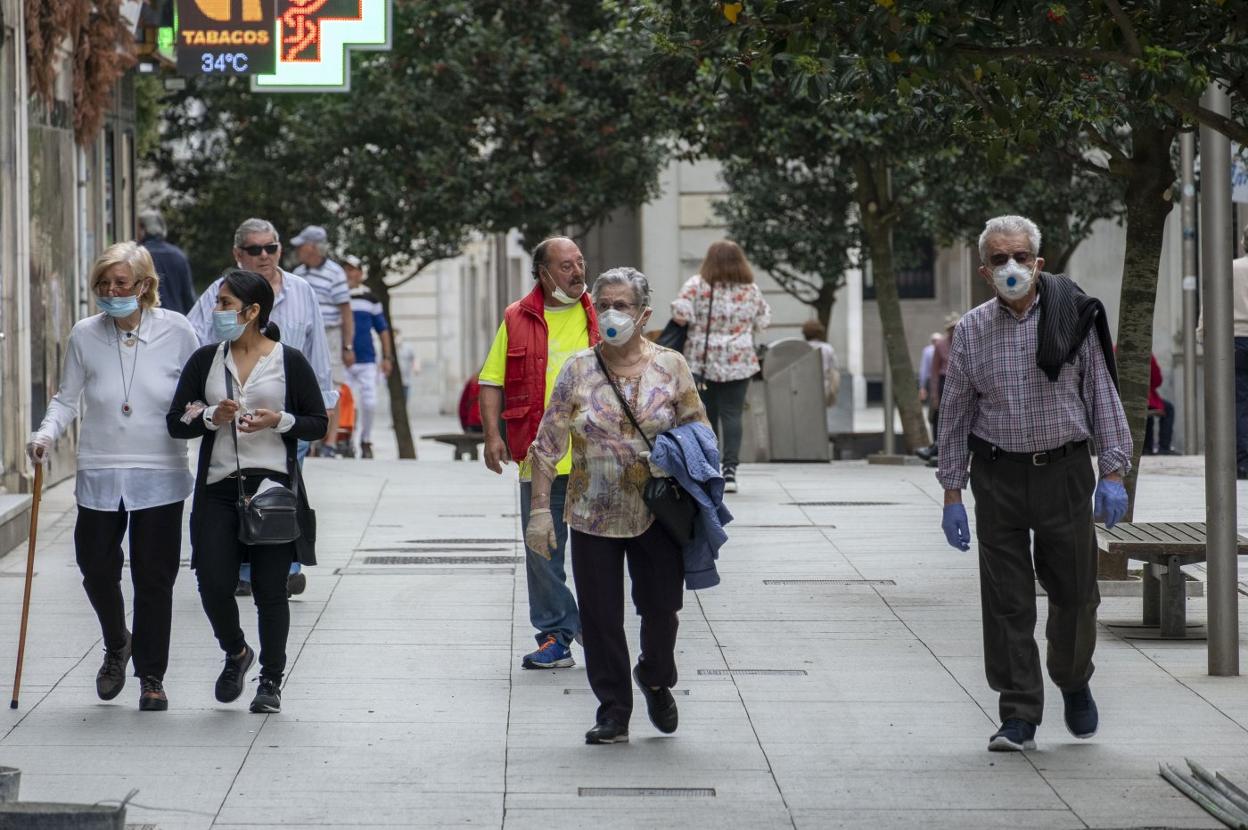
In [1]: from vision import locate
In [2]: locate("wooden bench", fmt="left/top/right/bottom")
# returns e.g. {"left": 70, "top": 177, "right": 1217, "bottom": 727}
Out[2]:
{"left": 422, "top": 432, "right": 485, "bottom": 461}
{"left": 1095, "top": 522, "right": 1248, "bottom": 638}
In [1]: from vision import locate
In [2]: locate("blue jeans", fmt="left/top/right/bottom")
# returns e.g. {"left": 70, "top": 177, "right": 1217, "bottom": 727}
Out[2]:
{"left": 520, "top": 476, "right": 580, "bottom": 647}
{"left": 1237, "top": 339, "right": 1248, "bottom": 470}
{"left": 241, "top": 442, "right": 309, "bottom": 582}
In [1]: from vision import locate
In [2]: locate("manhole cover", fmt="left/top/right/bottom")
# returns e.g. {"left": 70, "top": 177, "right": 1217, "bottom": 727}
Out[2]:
{"left": 361, "top": 555, "right": 520, "bottom": 566}
{"left": 697, "top": 669, "right": 807, "bottom": 677}
{"left": 787, "top": 501, "right": 896, "bottom": 506}
{"left": 764, "top": 579, "right": 896, "bottom": 586}
{"left": 578, "top": 787, "right": 715, "bottom": 797}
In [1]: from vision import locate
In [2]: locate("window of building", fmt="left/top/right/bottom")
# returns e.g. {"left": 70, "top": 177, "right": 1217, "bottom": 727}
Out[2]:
{"left": 863, "top": 237, "right": 936, "bottom": 300}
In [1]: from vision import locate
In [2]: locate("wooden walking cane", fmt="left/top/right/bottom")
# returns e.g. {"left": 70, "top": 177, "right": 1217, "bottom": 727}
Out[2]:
{"left": 10, "top": 463, "right": 43, "bottom": 709}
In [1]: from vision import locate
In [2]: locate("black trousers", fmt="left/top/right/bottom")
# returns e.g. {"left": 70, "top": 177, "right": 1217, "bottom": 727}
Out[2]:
{"left": 194, "top": 475, "right": 295, "bottom": 681}
{"left": 571, "top": 524, "right": 685, "bottom": 726}
{"left": 969, "top": 444, "right": 1100, "bottom": 725}
{"left": 74, "top": 501, "right": 183, "bottom": 679}
{"left": 698, "top": 378, "right": 751, "bottom": 467}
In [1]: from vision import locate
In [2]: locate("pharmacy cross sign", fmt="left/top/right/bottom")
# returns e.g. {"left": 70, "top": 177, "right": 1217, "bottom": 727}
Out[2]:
{"left": 251, "top": 0, "right": 391, "bottom": 92}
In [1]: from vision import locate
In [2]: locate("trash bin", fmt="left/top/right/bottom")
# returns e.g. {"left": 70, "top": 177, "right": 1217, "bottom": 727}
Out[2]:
{"left": 0, "top": 802, "right": 124, "bottom": 830}
{"left": 736, "top": 378, "right": 770, "bottom": 463}
{"left": 0, "top": 768, "right": 17, "bottom": 803}
{"left": 762, "top": 339, "right": 830, "bottom": 461}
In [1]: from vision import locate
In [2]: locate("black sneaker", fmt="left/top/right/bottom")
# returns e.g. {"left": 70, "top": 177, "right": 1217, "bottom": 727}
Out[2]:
{"left": 723, "top": 465, "right": 738, "bottom": 494}
{"left": 361, "top": 442, "right": 374, "bottom": 459}
{"left": 633, "top": 665, "right": 678, "bottom": 734}
{"left": 988, "top": 718, "right": 1037, "bottom": 752}
{"left": 249, "top": 676, "right": 281, "bottom": 713}
{"left": 139, "top": 676, "right": 168, "bottom": 712}
{"left": 585, "top": 719, "right": 629, "bottom": 744}
{"left": 286, "top": 571, "right": 307, "bottom": 598}
{"left": 215, "top": 644, "right": 255, "bottom": 703}
{"left": 96, "top": 632, "right": 131, "bottom": 701}
{"left": 1062, "top": 685, "right": 1098, "bottom": 739}
{"left": 336, "top": 440, "right": 355, "bottom": 458}
{"left": 234, "top": 579, "right": 252, "bottom": 597}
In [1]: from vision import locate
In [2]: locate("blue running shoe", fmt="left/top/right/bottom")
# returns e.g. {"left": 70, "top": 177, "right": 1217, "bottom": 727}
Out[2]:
{"left": 522, "top": 635, "right": 574, "bottom": 670}
{"left": 1062, "top": 685, "right": 1098, "bottom": 739}
{"left": 988, "top": 718, "right": 1037, "bottom": 752}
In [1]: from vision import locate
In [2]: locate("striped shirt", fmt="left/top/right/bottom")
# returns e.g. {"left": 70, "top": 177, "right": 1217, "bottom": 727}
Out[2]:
{"left": 294, "top": 258, "right": 350, "bottom": 326}
{"left": 936, "top": 293, "right": 1131, "bottom": 491}
{"left": 187, "top": 269, "right": 339, "bottom": 408}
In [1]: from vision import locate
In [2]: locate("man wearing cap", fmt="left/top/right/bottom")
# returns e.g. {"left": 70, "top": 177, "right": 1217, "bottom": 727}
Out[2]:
{"left": 917, "top": 314, "right": 959, "bottom": 463}
{"left": 937, "top": 214, "right": 1131, "bottom": 754}
{"left": 343, "top": 255, "right": 393, "bottom": 459}
{"left": 292, "top": 225, "right": 355, "bottom": 457}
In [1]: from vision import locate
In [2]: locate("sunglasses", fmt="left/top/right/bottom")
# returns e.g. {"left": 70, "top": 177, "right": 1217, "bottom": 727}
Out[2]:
{"left": 239, "top": 243, "right": 280, "bottom": 256}
{"left": 988, "top": 251, "right": 1036, "bottom": 267}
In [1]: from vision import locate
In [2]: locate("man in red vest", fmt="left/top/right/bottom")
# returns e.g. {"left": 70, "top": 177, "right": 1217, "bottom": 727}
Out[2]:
{"left": 479, "top": 237, "right": 600, "bottom": 669}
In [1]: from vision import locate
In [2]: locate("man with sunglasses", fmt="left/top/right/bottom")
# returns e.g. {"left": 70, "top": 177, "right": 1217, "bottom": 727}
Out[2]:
{"left": 187, "top": 218, "right": 338, "bottom": 597}
{"left": 936, "top": 215, "right": 1131, "bottom": 754}
{"left": 478, "top": 237, "right": 599, "bottom": 670}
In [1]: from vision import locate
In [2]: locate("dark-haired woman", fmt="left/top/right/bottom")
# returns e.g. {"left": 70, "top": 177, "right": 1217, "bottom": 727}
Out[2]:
{"left": 167, "top": 270, "right": 327, "bottom": 714}
{"left": 29, "top": 242, "right": 199, "bottom": 711}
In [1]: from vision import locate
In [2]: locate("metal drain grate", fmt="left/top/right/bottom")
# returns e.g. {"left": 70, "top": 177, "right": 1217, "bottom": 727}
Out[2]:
{"left": 697, "top": 669, "right": 808, "bottom": 677}
{"left": 563, "top": 688, "right": 690, "bottom": 696}
{"left": 361, "top": 555, "right": 520, "bottom": 566}
{"left": 787, "top": 501, "right": 895, "bottom": 506}
{"left": 734, "top": 524, "right": 836, "bottom": 529}
{"left": 356, "top": 546, "right": 508, "bottom": 553}
{"left": 578, "top": 787, "right": 715, "bottom": 798}
{"left": 764, "top": 578, "right": 895, "bottom": 586}
{"left": 127, "top": 825, "right": 160, "bottom": 830}
{"left": 437, "top": 513, "right": 487, "bottom": 518}
{"left": 405, "top": 538, "right": 517, "bottom": 544}
{"left": 336, "top": 566, "right": 515, "bottom": 576}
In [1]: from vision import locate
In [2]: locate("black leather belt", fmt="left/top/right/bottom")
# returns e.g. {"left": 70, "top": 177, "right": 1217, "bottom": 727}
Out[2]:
{"left": 968, "top": 435, "right": 1087, "bottom": 467}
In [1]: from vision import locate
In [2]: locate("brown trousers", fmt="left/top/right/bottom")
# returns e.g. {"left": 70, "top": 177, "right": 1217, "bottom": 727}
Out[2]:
{"left": 969, "top": 444, "right": 1100, "bottom": 725}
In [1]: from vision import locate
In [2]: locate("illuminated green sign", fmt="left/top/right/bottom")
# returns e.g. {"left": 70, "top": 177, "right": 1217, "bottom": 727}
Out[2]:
{"left": 250, "top": 0, "right": 392, "bottom": 93}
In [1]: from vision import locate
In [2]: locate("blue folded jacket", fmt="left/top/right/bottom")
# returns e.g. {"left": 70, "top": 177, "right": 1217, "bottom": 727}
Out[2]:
{"left": 650, "top": 423, "right": 732, "bottom": 590}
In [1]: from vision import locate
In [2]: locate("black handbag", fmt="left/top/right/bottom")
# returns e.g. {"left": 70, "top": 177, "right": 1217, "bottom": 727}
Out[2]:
{"left": 593, "top": 346, "right": 698, "bottom": 547}
{"left": 656, "top": 318, "right": 688, "bottom": 352}
{"left": 224, "top": 346, "right": 301, "bottom": 546}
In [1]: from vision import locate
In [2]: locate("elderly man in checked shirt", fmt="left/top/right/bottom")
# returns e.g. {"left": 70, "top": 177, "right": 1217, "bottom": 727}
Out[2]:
{"left": 937, "top": 215, "right": 1131, "bottom": 754}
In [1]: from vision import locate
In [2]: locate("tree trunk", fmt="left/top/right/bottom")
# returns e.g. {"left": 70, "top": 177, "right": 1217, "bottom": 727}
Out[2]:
{"left": 1103, "top": 123, "right": 1177, "bottom": 578}
{"left": 814, "top": 279, "right": 836, "bottom": 331}
{"left": 854, "top": 155, "right": 929, "bottom": 451}
{"left": 367, "top": 269, "right": 418, "bottom": 460}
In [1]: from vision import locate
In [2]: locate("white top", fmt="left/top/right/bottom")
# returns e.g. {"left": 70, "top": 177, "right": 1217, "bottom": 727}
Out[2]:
{"left": 37, "top": 309, "right": 200, "bottom": 511}
{"left": 202, "top": 344, "right": 295, "bottom": 485}
{"left": 187, "top": 269, "right": 338, "bottom": 408}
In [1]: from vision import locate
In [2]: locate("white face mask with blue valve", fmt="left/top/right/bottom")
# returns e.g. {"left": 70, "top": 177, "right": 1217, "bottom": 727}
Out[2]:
{"left": 992, "top": 259, "right": 1036, "bottom": 301}
{"left": 598, "top": 309, "right": 639, "bottom": 346}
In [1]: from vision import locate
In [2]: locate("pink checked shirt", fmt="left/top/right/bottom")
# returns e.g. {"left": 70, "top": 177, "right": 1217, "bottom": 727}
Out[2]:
{"left": 936, "top": 293, "right": 1131, "bottom": 491}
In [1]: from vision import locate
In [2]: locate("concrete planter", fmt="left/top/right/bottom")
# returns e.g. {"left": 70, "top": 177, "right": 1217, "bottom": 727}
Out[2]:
{"left": 0, "top": 802, "right": 124, "bottom": 829}
{"left": 0, "top": 769, "right": 16, "bottom": 803}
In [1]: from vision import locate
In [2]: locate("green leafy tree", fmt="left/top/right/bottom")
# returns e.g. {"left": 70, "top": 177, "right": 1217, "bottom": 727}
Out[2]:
{"left": 152, "top": 0, "right": 674, "bottom": 457}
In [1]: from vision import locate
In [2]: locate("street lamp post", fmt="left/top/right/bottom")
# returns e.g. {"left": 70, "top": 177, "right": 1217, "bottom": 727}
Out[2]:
{"left": 1180, "top": 132, "right": 1199, "bottom": 453}
{"left": 1198, "top": 82, "right": 1239, "bottom": 677}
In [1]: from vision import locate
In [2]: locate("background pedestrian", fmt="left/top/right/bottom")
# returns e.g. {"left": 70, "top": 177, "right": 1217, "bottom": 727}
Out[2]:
{"left": 137, "top": 209, "right": 195, "bottom": 315}
{"left": 344, "top": 255, "right": 393, "bottom": 459}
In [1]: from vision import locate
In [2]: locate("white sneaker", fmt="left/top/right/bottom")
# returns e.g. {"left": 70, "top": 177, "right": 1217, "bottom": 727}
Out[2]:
{"left": 723, "top": 466, "right": 738, "bottom": 493}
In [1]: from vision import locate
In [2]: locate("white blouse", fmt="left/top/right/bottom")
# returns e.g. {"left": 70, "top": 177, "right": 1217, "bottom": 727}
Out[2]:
{"left": 37, "top": 309, "right": 200, "bottom": 512}
{"left": 202, "top": 344, "right": 295, "bottom": 485}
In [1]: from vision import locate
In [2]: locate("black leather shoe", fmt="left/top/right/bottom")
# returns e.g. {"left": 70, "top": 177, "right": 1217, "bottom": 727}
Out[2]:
{"left": 633, "top": 666, "right": 678, "bottom": 734}
{"left": 139, "top": 676, "right": 168, "bottom": 712}
{"left": 585, "top": 719, "right": 629, "bottom": 744}
{"left": 215, "top": 644, "right": 255, "bottom": 703}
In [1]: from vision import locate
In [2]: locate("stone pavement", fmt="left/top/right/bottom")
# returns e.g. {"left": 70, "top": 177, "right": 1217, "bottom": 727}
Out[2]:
{"left": 2, "top": 424, "right": 1248, "bottom": 829}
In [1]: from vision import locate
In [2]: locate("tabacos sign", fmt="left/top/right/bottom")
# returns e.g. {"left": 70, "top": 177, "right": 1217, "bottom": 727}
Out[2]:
{"left": 174, "top": 0, "right": 392, "bottom": 92}
{"left": 175, "top": 0, "right": 277, "bottom": 75}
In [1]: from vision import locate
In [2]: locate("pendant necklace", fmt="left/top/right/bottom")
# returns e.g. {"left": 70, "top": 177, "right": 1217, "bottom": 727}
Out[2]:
{"left": 115, "top": 312, "right": 142, "bottom": 416}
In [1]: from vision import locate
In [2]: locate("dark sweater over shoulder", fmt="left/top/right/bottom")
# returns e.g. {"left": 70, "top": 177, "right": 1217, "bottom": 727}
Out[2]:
{"left": 1035, "top": 272, "right": 1119, "bottom": 388}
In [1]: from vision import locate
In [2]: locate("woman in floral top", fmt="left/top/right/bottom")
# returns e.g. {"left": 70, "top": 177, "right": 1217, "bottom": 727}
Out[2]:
{"left": 527, "top": 267, "right": 708, "bottom": 746}
{"left": 671, "top": 240, "right": 771, "bottom": 493}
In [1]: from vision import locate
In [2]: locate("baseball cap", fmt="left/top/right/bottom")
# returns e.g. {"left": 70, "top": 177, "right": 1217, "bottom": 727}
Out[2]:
{"left": 342, "top": 254, "right": 362, "bottom": 269}
{"left": 291, "top": 225, "right": 328, "bottom": 246}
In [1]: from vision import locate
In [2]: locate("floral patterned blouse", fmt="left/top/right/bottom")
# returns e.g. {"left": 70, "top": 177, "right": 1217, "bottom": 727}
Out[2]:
{"left": 671, "top": 276, "right": 772, "bottom": 382}
{"left": 529, "top": 341, "right": 709, "bottom": 538}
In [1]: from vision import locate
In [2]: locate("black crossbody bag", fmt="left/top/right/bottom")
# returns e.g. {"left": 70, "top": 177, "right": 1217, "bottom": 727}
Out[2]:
{"left": 593, "top": 345, "right": 698, "bottom": 547}
{"left": 223, "top": 345, "right": 301, "bottom": 545}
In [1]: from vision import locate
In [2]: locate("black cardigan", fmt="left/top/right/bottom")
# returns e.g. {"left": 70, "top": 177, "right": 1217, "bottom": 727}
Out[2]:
{"left": 167, "top": 342, "right": 329, "bottom": 567}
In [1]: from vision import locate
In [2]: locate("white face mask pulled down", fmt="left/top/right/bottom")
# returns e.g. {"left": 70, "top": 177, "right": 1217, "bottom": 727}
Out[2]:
{"left": 992, "top": 259, "right": 1037, "bottom": 301}
{"left": 542, "top": 269, "right": 585, "bottom": 305}
{"left": 598, "top": 309, "right": 640, "bottom": 346}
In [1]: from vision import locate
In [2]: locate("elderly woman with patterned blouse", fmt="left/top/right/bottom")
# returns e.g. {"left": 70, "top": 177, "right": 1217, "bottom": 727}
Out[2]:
{"left": 526, "top": 267, "right": 709, "bottom": 746}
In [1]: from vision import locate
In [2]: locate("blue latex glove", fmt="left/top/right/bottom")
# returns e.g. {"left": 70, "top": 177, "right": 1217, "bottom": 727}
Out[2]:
{"left": 941, "top": 503, "right": 971, "bottom": 551}
{"left": 1094, "top": 478, "right": 1128, "bottom": 529}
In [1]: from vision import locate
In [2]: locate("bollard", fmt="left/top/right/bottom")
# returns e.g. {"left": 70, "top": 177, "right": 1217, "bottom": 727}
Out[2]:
{"left": 0, "top": 802, "right": 124, "bottom": 830}
{"left": 0, "top": 769, "right": 16, "bottom": 803}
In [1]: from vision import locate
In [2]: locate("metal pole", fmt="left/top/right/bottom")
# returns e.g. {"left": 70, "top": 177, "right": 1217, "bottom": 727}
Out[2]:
{"left": 882, "top": 330, "right": 895, "bottom": 455}
{"left": 1181, "top": 132, "right": 1200, "bottom": 453}
{"left": 1199, "top": 82, "right": 1239, "bottom": 676}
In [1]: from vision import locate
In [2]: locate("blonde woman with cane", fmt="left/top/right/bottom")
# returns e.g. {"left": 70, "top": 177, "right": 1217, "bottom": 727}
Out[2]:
{"left": 27, "top": 242, "right": 200, "bottom": 711}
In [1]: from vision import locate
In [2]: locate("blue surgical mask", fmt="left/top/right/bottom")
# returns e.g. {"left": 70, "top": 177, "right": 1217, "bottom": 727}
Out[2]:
{"left": 96, "top": 295, "right": 139, "bottom": 318}
{"left": 212, "top": 310, "right": 249, "bottom": 342}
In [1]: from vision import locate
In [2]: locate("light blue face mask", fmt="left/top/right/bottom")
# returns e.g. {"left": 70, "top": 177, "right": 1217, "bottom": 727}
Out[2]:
{"left": 96, "top": 295, "right": 140, "bottom": 318}
{"left": 212, "top": 310, "right": 249, "bottom": 342}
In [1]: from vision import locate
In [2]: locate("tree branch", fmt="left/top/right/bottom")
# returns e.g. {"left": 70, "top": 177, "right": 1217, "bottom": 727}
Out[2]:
{"left": 383, "top": 260, "right": 429, "bottom": 290}
{"left": 1164, "top": 93, "right": 1248, "bottom": 146}
{"left": 1103, "top": 0, "right": 1144, "bottom": 57}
